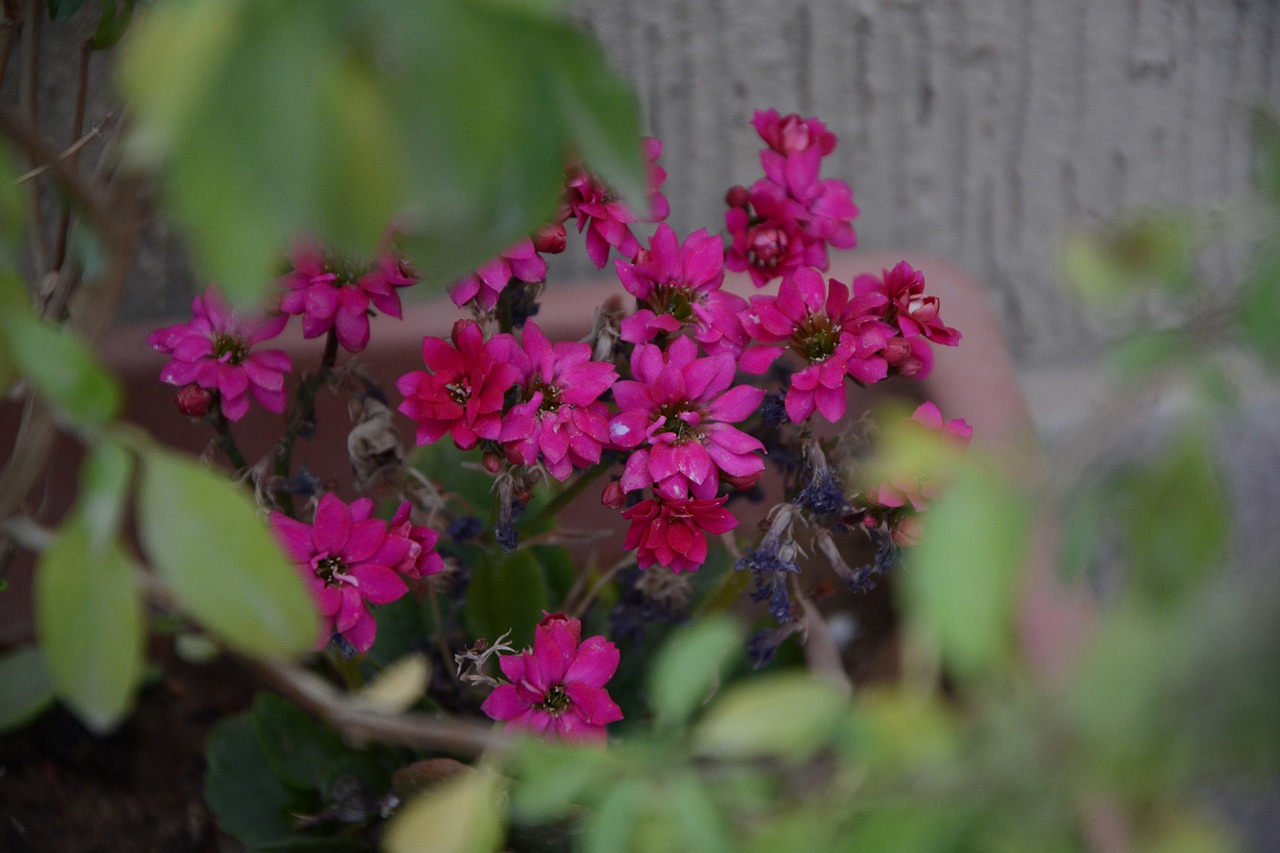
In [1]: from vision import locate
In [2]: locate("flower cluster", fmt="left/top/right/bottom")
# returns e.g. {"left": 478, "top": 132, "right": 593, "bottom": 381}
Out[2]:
{"left": 147, "top": 285, "right": 291, "bottom": 422}
{"left": 481, "top": 613, "right": 623, "bottom": 744}
{"left": 566, "top": 136, "right": 670, "bottom": 269}
{"left": 269, "top": 494, "right": 443, "bottom": 653}
{"left": 725, "top": 109, "right": 859, "bottom": 288}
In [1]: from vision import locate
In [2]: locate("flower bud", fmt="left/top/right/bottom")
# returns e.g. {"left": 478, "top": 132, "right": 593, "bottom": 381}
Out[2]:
{"left": 600, "top": 481, "right": 626, "bottom": 509}
{"left": 533, "top": 223, "right": 567, "bottom": 255}
{"left": 725, "top": 184, "right": 750, "bottom": 209}
{"left": 882, "top": 336, "right": 911, "bottom": 366}
{"left": 722, "top": 470, "right": 763, "bottom": 492}
{"left": 175, "top": 384, "right": 213, "bottom": 418}
{"left": 482, "top": 452, "right": 503, "bottom": 474}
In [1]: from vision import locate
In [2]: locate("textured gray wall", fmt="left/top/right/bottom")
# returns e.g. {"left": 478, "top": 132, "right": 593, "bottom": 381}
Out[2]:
{"left": 576, "top": 0, "right": 1280, "bottom": 366}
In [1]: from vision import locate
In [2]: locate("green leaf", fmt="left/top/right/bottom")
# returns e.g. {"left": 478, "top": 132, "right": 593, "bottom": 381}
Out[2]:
{"left": 35, "top": 517, "right": 144, "bottom": 732}
{"left": 137, "top": 446, "right": 318, "bottom": 659}
{"left": 0, "top": 646, "right": 55, "bottom": 731}
{"left": 465, "top": 548, "right": 549, "bottom": 649}
{"left": 383, "top": 766, "right": 507, "bottom": 853}
{"left": 662, "top": 774, "right": 732, "bottom": 853}
{"left": 693, "top": 673, "right": 847, "bottom": 761}
{"left": 1236, "top": 238, "right": 1280, "bottom": 370}
{"left": 79, "top": 439, "right": 133, "bottom": 552}
{"left": 205, "top": 714, "right": 309, "bottom": 848}
{"left": 648, "top": 617, "right": 742, "bottom": 727}
{"left": 0, "top": 313, "right": 121, "bottom": 431}
{"left": 902, "top": 464, "right": 1032, "bottom": 679}
{"left": 47, "top": 0, "right": 86, "bottom": 20}
{"left": 91, "top": 0, "right": 136, "bottom": 50}
{"left": 508, "top": 737, "right": 615, "bottom": 821}
{"left": 251, "top": 693, "right": 348, "bottom": 791}
{"left": 1113, "top": 429, "right": 1227, "bottom": 609}
{"left": 582, "top": 778, "right": 646, "bottom": 853}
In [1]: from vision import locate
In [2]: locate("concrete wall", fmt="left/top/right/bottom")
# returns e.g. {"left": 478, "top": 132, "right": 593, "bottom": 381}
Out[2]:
{"left": 576, "top": 0, "right": 1280, "bottom": 366}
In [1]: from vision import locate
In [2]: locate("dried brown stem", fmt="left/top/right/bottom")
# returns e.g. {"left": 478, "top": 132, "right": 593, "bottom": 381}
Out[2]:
{"left": 19, "top": 0, "right": 47, "bottom": 275}
{"left": 52, "top": 35, "right": 93, "bottom": 271}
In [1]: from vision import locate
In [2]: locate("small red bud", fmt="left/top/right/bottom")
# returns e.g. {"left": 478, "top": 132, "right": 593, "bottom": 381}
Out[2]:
{"left": 725, "top": 185, "right": 750, "bottom": 209}
{"left": 482, "top": 452, "right": 503, "bottom": 474}
{"left": 722, "top": 470, "right": 763, "bottom": 492}
{"left": 600, "top": 481, "right": 626, "bottom": 509}
{"left": 862, "top": 514, "right": 880, "bottom": 529}
{"left": 175, "top": 384, "right": 213, "bottom": 418}
{"left": 882, "top": 336, "right": 911, "bottom": 366}
{"left": 533, "top": 223, "right": 567, "bottom": 255}
{"left": 513, "top": 486, "right": 534, "bottom": 504}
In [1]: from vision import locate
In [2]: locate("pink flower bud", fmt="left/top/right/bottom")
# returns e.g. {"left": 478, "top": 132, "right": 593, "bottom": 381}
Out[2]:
{"left": 882, "top": 336, "right": 911, "bottom": 366}
{"left": 482, "top": 452, "right": 503, "bottom": 474}
{"left": 601, "top": 481, "right": 626, "bottom": 509}
{"left": 175, "top": 384, "right": 213, "bottom": 418}
{"left": 723, "top": 470, "right": 763, "bottom": 492}
{"left": 725, "top": 184, "right": 750, "bottom": 209}
{"left": 533, "top": 223, "right": 567, "bottom": 255}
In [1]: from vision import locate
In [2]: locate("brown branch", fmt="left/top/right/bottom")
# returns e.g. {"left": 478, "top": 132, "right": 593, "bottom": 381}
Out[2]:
{"left": 241, "top": 656, "right": 508, "bottom": 758}
{"left": 19, "top": 0, "right": 47, "bottom": 275}
{"left": 52, "top": 35, "right": 92, "bottom": 271}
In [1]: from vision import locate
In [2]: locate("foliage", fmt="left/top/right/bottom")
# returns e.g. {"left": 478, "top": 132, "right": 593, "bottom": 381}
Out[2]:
{"left": 0, "top": 2, "right": 1276, "bottom": 852}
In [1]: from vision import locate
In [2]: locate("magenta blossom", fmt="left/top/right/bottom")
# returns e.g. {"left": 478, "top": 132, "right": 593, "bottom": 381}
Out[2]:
{"left": 621, "top": 494, "right": 738, "bottom": 574}
{"left": 387, "top": 501, "right": 445, "bottom": 581}
{"left": 751, "top": 109, "right": 838, "bottom": 157}
{"left": 854, "top": 260, "right": 961, "bottom": 349}
{"left": 278, "top": 241, "right": 418, "bottom": 353}
{"left": 270, "top": 493, "right": 423, "bottom": 653}
{"left": 616, "top": 224, "right": 748, "bottom": 355}
{"left": 566, "top": 137, "right": 670, "bottom": 268}
{"left": 725, "top": 185, "right": 826, "bottom": 288}
{"left": 397, "top": 319, "right": 522, "bottom": 450}
{"left": 867, "top": 401, "right": 973, "bottom": 512}
{"left": 740, "top": 267, "right": 892, "bottom": 423}
{"left": 450, "top": 238, "right": 547, "bottom": 312}
{"left": 147, "top": 285, "right": 291, "bottom": 422}
{"left": 609, "top": 336, "right": 766, "bottom": 500}
{"left": 481, "top": 613, "right": 623, "bottom": 744}
{"left": 491, "top": 321, "right": 617, "bottom": 480}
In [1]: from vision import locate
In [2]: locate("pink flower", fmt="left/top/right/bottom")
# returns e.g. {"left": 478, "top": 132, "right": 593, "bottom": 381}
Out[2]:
{"left": 450, "top": 238, "right": 548, "bottom": 312}
{"left": 867, "top": 401, "right": 973, "bottom": 512}
{"left": 481, "top": 613, "right": 623, "bottom": 744}
{"left": 853, "top": 260, "right": 961, "bottom": 360}
{"left": 396, "top": 319, "right": 523, "bottom": 450}
{"left": 616, "top": 224, "right": 748, "bottom": 355}
{"left": 740, "top": 267, "right": 892, "bottom": 423}
{"left": 269, "top": 493, "right": 415, "bottom": 653}
{"left": 609, "top": 336, "right": 766, "bottom": 500}
{"left": 566, "top": 137, "right": 670, "bottom": 268}
{"left": 751, "top": 109, "right": 838, "bottom": 157}
{"left": 147, "top": 285, "right": 291, "bottom": 422}
{"left": 278, "top": 241, "right": 418, "bottom": 353}
{"left": 386, "top": 501, "right": 445, "bottom": 581}
{"left": 725, "top": 184, "right": 824, "bottom": 288}
{"left": 491, "top": 321, "right": 617, "bottom": 480}
{"left": 621, "top": 494, "right": 738, "bottom": 574}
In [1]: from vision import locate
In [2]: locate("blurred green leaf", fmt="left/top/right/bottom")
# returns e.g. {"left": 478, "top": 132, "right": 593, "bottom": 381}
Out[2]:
{"left": 0, "top": 646, "right": 55, "bottom": 731}
{"left": 1062, "top": 212, "right": 1196, "bottom": 307}
{"left": 252, "top": 693, "right": 347, "bottom": 791}
{"left": 119, "top": 0, "right": 644, "bottom": 305}
{"left": 383, "top": 766, "right": 507, "bottom": 853}
{"left": 137, "top": 447, "right": 318, "bottom": 659}
{"left": 1107, "top": 330, "right": 1189, "bottom": 382}
{"left": 79, "top": 439, "right": 133, "bottom": 552}
{"left": 92, "top": 0, "right": 136, "bottom": 49}
{"left": 693, "top": 673, "right": 847, "bottom": 761}
{"left": 509, "top": 737, "right": 615, "bottom": 822}
{"left": 842, "top": 689, "right": 959, "bottom": 773}
{"left": 35, "top": 516, "right": 144, "bottom": 733}
{"left": 903, "top": 464, "right": 1032, "bottom": 679}
{"left": 1251, "top": 107, "right": 1280, "bottom": 207}
{"left": 582, "top": 777, "right": 646, "bottom": 853}
{"left": 1113, "top": 430, "right": 1227, "bottom": 609}
{"left": 837, "top": 805, "right": 982, "bottom": 853}
{"left": 663, "top": 773, "right": 733, "bottom": 853}
{"left": 648, "top": 616, "right": 742, "bottom": 727}
{"left": 465, "top": 548, "right": 549, "bottom": 649}
{"left": 47, "top": 0, "right": 86, "bottom": 20}
{"left": 0, "top": 312, "right": 121, "bottom": 431}
{"left": 410, "top": 440, "right": 495, "bottom": 518}
{"left": 1236, "top": 238, "right": 1280, "bottom": 370}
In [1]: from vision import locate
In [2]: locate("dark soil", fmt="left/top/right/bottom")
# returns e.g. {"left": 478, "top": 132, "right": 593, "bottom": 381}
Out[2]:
{"left": 0, "top": 644, "right": 259, "bottom": 853}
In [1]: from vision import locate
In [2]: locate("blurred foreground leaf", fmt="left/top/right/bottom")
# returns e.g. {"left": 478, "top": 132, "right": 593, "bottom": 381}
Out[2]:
{"left": 34, "top": 516, "right": 144, "bottom": 732}
{"left": 383, "top": 765, "right": 507, "bottom": 853}
{"left": 648, "top": 616, "right": 742, "bottom": 727}
{"left": 693, "top": 673, "right": 847, "bottom": 761}
{"left": 137, "top": 447, "right": 318, "bottom": 659}
{"left": 0, "top": 312, "right": 121, "bottom": 431}
{"left": 0, "top": 646, "right": 55, "bottom": 731}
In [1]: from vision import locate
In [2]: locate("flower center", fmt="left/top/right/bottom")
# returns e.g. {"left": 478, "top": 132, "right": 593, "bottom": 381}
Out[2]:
{"left": 538, "top": 684, "right": 570, "bottom": 715}
{"left": 324, "top": 253, "right": 373, "bottom": 287}
{"left": 649, "top": 284, "right": 696, "bottom": 323}
{"left": 212, "top": 333, "right": 249, "bottom": 365}
{"left": 655, "top": 401, "right": 703, "bottom": 443}
{"left": 748, "top": 224, "right": 788, "bottom": 268}
{"left": 314, "top": 554, "right": 348, "bottom": 587}
{"left": 791, "top": 312, "right": 842, "bottom": 363}
{"left": 531, "top": 379, "right": 563, "bottom": 413}
{"left": 444, "top": 379, "right": 471, "bottom": 406}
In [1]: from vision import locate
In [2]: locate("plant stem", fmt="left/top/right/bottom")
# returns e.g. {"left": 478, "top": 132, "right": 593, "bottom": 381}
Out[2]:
{"left": 520, "top": 459, "right": 609, "bottom": 533}
{"left": 51, "top": 36, "right": 90, "bottom": 273}
{"left": 208, "top": 406, "right": 247, "bottom": 472}
{"left": 274, "top": 330, "right": 339, "bottom": 515}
